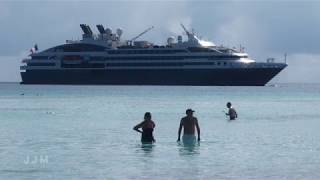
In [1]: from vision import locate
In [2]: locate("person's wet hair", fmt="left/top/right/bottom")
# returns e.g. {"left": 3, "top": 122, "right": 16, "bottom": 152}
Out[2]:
{"left": 144, "top": 112, "right": 151, "bottom": 119}
{"left": 227, "top": 102, "right": 232, "bottom": 108}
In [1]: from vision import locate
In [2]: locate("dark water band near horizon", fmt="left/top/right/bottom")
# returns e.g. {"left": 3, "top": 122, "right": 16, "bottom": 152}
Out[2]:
{"left": 0, "top": 83, "right": 320, "bottom": 179}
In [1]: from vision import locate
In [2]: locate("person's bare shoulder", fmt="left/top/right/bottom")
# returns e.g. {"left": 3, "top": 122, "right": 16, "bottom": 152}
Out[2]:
{"left": 193, "top": 117, "right": 198, "bottom": 122}
{"left": 181, "top": 116, "right": 187, "bottom": 123}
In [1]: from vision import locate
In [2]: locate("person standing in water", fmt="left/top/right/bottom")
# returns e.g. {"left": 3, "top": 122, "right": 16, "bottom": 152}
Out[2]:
{"left": 177, "top": 109, "right": 201, "bottom": 144}
{"left": 226, "top": 102, "right": 238, "bottom": 120}
{"left": 133, "top": 112, "right": 156, "bottom": 143}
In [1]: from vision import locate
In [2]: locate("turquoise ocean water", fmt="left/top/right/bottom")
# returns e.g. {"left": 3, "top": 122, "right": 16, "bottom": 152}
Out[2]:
{"left": 0, "top": 83, "right": 320, "bottom": 179}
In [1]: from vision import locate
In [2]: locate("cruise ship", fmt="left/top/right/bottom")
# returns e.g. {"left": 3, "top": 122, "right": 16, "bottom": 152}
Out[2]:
{"left": 20, "top": 24, "right": 287, "bottom": 86}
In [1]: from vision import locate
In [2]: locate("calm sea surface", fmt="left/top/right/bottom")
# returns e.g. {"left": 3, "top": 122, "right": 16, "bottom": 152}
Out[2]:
{"left": 0, "top": 83, "right": 320, "bottom": 179}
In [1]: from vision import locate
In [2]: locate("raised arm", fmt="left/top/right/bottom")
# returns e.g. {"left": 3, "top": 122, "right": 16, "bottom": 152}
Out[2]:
{"left": 177, "top": 119, "right": 183, "bottom": 142}
{"left": 195, "top": 118, "right": 200, "bottom": 141}
{"left": 133, "top": 121, "right": 144, "bottom": 133}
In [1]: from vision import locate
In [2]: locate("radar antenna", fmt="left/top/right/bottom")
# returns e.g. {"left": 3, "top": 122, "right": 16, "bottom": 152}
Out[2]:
{"left": 86, "top": 25, "right": 93, "bottom": 35}
{"left": 80, "top": 24, "right": 93, "bottom": 35}
{"left": 80, "top": 24, "right": 90, "bottom": 34}
{"left": 130, "top": 26, "right": 154, "bottom": 43}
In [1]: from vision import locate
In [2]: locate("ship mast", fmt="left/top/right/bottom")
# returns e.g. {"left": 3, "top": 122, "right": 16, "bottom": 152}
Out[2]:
{"left": 129, "top": 26, "right": 154, "bottom": 45}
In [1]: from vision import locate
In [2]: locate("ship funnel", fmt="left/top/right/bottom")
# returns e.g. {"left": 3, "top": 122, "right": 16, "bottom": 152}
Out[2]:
{"left": 86, "top": 25, "right": 93, "bottom": 35}
{"left": 80, "top": 24, "right": 91, "bottom": 34}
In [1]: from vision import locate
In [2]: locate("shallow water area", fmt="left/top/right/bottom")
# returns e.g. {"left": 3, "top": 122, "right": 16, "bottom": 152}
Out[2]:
{"left": 0, "top": 83, "right": 320, "bottom": 179}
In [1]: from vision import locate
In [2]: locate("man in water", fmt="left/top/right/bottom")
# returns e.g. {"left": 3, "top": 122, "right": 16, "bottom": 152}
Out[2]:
{"left": 226, "top": 102, "right": 238, "bottom": 120}
{"left": 177, "top": 109, "right": 200, "bottom": 145}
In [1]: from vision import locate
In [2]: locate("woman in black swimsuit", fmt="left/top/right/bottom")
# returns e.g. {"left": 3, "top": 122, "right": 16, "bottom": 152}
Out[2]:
{"left": 133, "top": 112, "right": 156, "bottom": 143}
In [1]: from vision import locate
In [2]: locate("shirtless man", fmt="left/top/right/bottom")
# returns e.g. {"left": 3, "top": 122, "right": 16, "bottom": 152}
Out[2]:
{"left": 177, "top": 109, "right": 200, "bottom": 144}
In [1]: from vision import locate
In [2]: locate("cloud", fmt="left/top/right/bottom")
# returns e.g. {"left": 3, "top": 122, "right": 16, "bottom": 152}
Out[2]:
{"left": 167, "top": 17, "right": 192, "bottom": 35}
{"left": 0, "top": 1, "right": 192, "bottom": 54}
{"left": 0, "top": 2, "right": 9, "bottom": 20}
{"left": 215, "top": 15, "right": 268, "bottom": 56}
{"left": 119, "top": 1, "right": 191, "bottom": 44}
{"left": 0, "top": 51, "right": 29, "bottom": 82}
{"left": 271, "top": 54, "right": 320, "bottom": 83}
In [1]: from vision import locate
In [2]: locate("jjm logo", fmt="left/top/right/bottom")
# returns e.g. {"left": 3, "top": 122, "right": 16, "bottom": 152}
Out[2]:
{"left": 24, "top": 155, "right": 49, "bottom": 165}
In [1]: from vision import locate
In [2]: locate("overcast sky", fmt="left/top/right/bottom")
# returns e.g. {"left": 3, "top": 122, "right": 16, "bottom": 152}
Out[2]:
{"left": 0, "top": 0, "right": 319, "bottom": 83}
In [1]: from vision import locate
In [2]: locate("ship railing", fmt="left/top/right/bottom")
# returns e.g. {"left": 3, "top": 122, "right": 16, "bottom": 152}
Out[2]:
{"left": 21, "top": 58, "right": 31, "bottom": 63}
{"left": 253, "top": 61, "right": 287, "bottom": 68}
{"left": 266, "top": 58, "right": 275, "bottom": 63}
{"left": 266, "top": 53, "right": 287, "bottom": 64}
{"left": 20, "top": 65, "right": 27, "bottom": 70}
{"left": 66, "top": 40, "right": 81, "bottom": 44}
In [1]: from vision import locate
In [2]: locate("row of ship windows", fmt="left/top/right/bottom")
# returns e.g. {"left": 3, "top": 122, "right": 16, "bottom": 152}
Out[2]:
{"left": 32, "top": 55, "right": 245, "bottom": 60}
{"left": 108, "top": 49, "right": 188, "bottom": 54}
{"left": 27, "top": 63, "right": 55, "bottom": 66}
{"left": 28, "top": 61, "right": 234, "bottom": 67}
{"left": 104, "top": 62, "right": 231, "bottom": 66}
{"left": 45, "top": 48, "right": 188, "bottom": 54}
{"left": 93, "top": 56, "right": 240, "bottom": 60}
{"left": 44, "top": 44, "right": 106, "bottom": 52}
{"left": 62, "top": 64, "right": 105, "bottom": 68}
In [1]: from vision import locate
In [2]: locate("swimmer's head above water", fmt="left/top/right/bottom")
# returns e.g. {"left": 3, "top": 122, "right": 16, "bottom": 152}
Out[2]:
{"left": 144, "top": 112, "right": 152, "bottom": 120}
{"left": 186, "top": 109, "right": 195, "bottom": 117}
